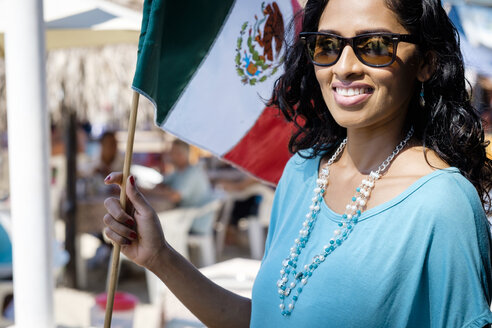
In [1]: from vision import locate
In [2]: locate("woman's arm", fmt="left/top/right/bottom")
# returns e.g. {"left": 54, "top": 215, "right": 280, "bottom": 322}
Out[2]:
{"left": 150, "top": 245, "right": 251, "bottom": 327}
{"left": 102, "top": 173, "right": 251, "bottom": 328}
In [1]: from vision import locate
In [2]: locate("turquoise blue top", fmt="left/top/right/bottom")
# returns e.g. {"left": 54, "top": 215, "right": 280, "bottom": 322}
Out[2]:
{"left": 251, "top": 153, "right": 492, "bottom": 327}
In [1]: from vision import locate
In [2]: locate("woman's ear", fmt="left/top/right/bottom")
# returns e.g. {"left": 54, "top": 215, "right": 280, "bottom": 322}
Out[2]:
{"left": 417, "top": 51, "right": 436, "bottom": 83}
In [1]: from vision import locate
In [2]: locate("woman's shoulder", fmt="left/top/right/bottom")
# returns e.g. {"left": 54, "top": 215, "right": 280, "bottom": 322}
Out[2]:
{"left": 271, "top": 151, "right": 321, "bottom": 203}
{"left": 279, "top": 150, "right": 322, "bottom": 183}
{"left": 417, "top": 167, "right": 479, "bottom": 206}
{"left": 393, "top": 145, "right": 482, "bottom": 212}
{"left": 407, "top": 167, "right": 487, "bottom": 231}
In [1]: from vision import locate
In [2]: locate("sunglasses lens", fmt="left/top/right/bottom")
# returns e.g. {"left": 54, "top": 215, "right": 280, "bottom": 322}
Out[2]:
{"left": 306, "top": 34, "right": 340, "bottom": 65}
{"left": 356, "top": 35, "right": 394, "bottom": 66}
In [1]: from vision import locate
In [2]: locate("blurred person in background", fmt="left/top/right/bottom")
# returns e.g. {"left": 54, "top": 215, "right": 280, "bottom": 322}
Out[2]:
{"left": 84, "top": 130, "right": 123, "bottom": 269}
{"left": 147, "top": 139, "right": 213, "bottom": 235}
{"left": 94, "top": 131, "right": 123, "bottom": 178}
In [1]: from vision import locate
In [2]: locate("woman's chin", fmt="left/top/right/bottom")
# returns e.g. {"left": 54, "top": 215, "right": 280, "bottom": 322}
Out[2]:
{"left": 328, "top": 109, "right": 370, "bottom": 129}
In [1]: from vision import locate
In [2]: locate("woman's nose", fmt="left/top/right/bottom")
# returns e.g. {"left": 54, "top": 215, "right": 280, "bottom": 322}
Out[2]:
{"left": 333, "top": 45, "right": 364, "bottom": 79}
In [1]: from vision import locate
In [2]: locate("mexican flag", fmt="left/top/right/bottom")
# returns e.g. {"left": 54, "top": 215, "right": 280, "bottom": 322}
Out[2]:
{"left": 132, "top": 0, "right": 302, "bottom": 184}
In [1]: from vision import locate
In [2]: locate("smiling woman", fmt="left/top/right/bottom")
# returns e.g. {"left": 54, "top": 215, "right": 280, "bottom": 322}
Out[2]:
{"left": 253, "top": 0, "right": 492, "bottom": 326}
{"left": 101, "top": 0, "right": 492, "bottom": 327}
{"left": 315, "top": 1, "right": 426, "bottom": 131}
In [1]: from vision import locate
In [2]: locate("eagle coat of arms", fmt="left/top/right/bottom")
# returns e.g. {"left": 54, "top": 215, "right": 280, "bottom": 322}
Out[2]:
{"left": 235, "top": 2, "right": 285, "bottom": 85}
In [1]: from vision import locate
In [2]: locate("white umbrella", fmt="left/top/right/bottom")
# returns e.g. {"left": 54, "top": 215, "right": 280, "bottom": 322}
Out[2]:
{"left": 0, "top": 0, "right": 142, "bottom": 55}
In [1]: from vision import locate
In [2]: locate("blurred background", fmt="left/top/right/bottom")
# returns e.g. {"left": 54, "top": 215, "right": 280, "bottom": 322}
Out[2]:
{"left": 0, "top": 0, "right": 491, "bottom": 327}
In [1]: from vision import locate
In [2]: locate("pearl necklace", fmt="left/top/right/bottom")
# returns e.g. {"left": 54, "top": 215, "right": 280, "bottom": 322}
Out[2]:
{"left": 277, "top": 128, "right": 414, "bottom": 316}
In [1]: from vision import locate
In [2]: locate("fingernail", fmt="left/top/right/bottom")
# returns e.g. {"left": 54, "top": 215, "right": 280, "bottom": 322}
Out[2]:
{"left": 129, "top": 175, "right": 135, "bottom": 187}
{"left": 126, "top": 219, "right": 135, "bottom": 227}
{"left": 104, "top": 174, "right": 111, "bottom": 182}
{"left": 129, "top": 232, "right": 138, "bottom": 240}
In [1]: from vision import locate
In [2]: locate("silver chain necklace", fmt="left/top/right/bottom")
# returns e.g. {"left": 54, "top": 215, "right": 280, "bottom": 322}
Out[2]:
{"left": 277, "top": 127, "right": 414, "bottom": 316}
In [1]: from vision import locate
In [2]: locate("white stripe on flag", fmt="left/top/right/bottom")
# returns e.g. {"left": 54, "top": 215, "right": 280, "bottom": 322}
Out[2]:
{"left": 161, "top": 0, "right": 295, "bottom": 156}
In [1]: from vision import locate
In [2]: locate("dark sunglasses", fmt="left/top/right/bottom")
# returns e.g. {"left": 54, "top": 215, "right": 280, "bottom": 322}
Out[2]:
{"left": 300, "top": 32, "right": 419, "bottom": 68}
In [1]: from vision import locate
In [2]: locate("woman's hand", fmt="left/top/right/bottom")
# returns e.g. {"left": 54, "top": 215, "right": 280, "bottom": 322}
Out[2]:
{"left": 103, "top": 172, "right": 166, "bottom": 270}
{"left": 103, "top": 174, "right": 252, "bottom": 328}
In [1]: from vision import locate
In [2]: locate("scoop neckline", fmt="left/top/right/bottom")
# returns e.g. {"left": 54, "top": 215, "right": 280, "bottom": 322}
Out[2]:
{"left": 312, "top": 155, "right": 459, "bottom": 222}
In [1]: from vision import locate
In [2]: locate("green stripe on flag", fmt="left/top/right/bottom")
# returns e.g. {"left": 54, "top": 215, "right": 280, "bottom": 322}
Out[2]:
{"left": 132, "top": 0, "right": 235, "bottom": 124}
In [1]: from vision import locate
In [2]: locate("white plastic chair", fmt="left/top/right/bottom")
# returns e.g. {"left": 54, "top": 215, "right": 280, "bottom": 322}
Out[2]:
{"left": 145, "top": 198, "right": 223, "bottom": 305}
{"left": 138, "top": 207, "right": 196, "bottom": 305}
{"left": 158, "top": 207, "right": 198, "bottom": 260}
{"left": 215, "top": 183, "right": 274, "bottom": 260}
{"left": 187, "top": 199, "right": 223, "bottom": 268}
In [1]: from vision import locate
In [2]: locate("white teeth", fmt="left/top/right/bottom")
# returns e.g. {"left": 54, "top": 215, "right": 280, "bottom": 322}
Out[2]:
{"left": 335, "top": 87, "right": 370, "bottom": 97}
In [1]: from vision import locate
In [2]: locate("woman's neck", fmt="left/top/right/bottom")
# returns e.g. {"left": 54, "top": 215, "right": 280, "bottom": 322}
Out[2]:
{"left": 338, "top": 123, "right": 409, "bottom": 174}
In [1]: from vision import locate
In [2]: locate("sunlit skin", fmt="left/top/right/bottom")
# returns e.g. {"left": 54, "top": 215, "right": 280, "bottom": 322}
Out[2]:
{"left": 315, "top": 0, "right": 446, "bottom": 214}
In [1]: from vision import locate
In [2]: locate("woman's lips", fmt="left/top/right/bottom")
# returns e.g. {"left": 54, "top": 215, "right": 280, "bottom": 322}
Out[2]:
{"left": 332, "top": 86, "right": 374, "bottom": 107}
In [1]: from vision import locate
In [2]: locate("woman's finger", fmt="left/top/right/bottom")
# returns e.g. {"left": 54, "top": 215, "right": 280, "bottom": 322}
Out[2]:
{"left": 125, "top": 175, "right": 152, "bottom": 215}
{"left": 103, "top": 214, "right": 138, "bottom": 241}
{"left": 104, "top": 172, "right": 124, "bottom": 186}
{"left": 104, "top": 197, "right": 135, "bottom": 227}
{"left": 103, "top": 227, "right": 132, "bottom": 246}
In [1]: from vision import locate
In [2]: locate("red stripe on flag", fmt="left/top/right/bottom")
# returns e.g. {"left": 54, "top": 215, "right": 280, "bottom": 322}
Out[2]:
{"left": 223, "top": 106, "right": 294, "bottom": 185}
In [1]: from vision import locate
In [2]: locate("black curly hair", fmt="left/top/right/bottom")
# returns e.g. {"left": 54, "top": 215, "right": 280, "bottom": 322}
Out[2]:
{"left": 270, "top": 0, "right": 492, "bottom": 209}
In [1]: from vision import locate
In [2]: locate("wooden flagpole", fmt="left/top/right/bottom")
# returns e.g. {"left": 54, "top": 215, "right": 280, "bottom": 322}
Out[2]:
{"left": 104, "top": 90, "right": 140, "bottom": 327}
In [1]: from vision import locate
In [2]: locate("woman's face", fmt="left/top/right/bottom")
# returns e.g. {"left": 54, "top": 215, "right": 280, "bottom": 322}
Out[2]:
{"left": 314, "top": 0, "right": 422, "bottom": 130}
